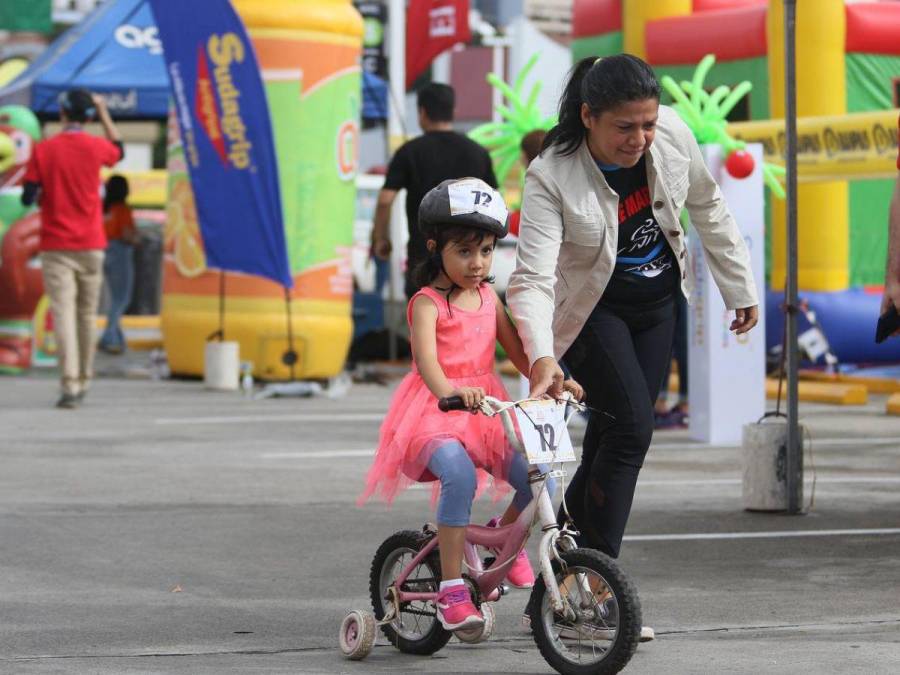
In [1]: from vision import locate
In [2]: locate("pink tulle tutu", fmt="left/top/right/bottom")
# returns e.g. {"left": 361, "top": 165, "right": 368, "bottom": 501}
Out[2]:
{"left": 359, "top": 284, "right": 517, "bottom": 506}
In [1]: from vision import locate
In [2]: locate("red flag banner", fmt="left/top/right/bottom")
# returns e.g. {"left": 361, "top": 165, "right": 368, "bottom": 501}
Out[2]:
{"left": 405, "top": 0, "right": 470, "bottom": 88}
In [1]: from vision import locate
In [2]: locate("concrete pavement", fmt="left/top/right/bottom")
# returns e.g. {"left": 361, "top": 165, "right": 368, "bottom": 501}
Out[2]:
{"left": 1, "top": 366, "right": 899, "bottom": 674}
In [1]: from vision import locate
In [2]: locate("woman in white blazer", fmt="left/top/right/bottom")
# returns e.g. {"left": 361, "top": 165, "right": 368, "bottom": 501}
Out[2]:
{"left": 507, "top": 55, "right": 759, "bottom": 562}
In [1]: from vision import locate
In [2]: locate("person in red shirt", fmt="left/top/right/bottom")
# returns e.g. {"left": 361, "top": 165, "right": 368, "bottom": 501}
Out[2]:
{"left": 21, "top": 89, "right": 123, "bottom": 408}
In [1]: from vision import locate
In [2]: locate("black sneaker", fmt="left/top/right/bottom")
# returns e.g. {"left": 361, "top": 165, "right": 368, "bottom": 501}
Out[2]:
{"left": 56, "top": 393, "right": 79, "bottom": 409}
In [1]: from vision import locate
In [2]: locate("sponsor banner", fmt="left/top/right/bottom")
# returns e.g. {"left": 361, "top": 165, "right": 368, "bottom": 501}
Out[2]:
{"left": 149, "top": 0, "right": 292, "bottom": 288}
{"left": 729, "top": 109, "right": 900, "bottom": 182}
{"left": 354, "top": 1, "right": 387, "bottom": 79}
{"left": 406, "top": 0, "right": 470, "bottom": 88}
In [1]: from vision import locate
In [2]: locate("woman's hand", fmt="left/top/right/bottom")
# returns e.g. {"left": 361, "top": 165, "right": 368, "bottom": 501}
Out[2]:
{"left": 529, "top": 356, "right": 565, "bottom": 398}
{"left": 449, "top": 386, "right": 485, "bottom": 410}
{"left": 730, "top": 305, "right": 759, "bottom": 334}
{"left": 562, "top": 378, "right": 585, "bottom": 401}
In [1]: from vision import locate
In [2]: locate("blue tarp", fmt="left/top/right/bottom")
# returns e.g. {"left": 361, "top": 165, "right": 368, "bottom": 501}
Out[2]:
{"left": 362, "top": 71, "right": 387, "bottom": 120}
{"left": 0, "top": 0, "right": 168, "bottom": 118}
{"left": 0, "top": 0, "right": 387, "bottom": 120}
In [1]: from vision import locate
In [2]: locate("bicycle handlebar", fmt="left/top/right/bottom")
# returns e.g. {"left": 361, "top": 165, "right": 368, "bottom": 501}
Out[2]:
{"left": 437, "top": 395, "right": 467, "bottom": 412}
{"left": 438, "top": 393, "right": 582, "bottom": 414}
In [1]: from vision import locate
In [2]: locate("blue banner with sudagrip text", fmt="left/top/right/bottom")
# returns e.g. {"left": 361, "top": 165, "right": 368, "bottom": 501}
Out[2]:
{"left": 148, "top": 0, "right": 292, "bottom": 288}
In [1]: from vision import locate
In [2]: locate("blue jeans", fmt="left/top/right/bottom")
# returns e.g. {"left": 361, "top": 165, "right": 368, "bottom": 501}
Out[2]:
{"left": 100, "top": 240, "right": 134, "bottom": 350}
{"left": 426, "top": 440, "right": 556, "bottom": 526}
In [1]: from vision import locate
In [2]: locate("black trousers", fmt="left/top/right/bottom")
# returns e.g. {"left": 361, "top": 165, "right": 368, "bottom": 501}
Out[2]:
{"left": 559, "top": 296, "right": 677, "bottom": 558}
{"left": 658, "top": 290, "right": 689, "bottom": 402}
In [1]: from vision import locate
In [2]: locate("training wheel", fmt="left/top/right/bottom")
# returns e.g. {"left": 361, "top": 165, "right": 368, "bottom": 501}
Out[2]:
{"left": 454, "top": 602, "right": 495, "bottom": 644}
{"left": 338, "top": 609, "right": 376, "bottom": 660}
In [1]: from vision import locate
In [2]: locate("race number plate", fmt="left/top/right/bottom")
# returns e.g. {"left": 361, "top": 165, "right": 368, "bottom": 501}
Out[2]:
{"left": 447, "top": 179, "right": 508, "bottom": 224}
{"left": 514, "top": 399, "right": 576, "bottom": 464}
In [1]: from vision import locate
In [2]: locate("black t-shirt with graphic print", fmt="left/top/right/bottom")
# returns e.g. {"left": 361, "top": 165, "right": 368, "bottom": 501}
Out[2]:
{"left": 599, "top": 156, "right": 678, "bottom": 305}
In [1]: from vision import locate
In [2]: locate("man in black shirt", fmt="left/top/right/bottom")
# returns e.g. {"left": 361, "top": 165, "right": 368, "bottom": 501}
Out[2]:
{"left": 371, "top": 83, "right": 497, "bottom": 299}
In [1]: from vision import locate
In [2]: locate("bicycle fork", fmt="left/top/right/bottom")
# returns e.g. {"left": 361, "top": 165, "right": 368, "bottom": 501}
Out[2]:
{"left": 528, "top": 469, "right": 581, "bottom": 623}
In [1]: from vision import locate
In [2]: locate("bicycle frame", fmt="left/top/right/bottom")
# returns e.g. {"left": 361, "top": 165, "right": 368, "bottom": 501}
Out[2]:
{"left": 391, "top": 396, "right": 580, "bottom": 620}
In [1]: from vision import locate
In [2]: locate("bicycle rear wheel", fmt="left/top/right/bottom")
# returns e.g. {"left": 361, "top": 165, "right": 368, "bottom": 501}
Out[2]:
{"left": 528, "top": 548, "right": 641, "bottom": 675}
{"left": 369, "top": 529, "right": 451, "bottom": 655}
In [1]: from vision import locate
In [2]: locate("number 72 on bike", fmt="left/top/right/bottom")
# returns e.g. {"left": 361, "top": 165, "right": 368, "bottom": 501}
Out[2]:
{"left": 514, "top": 399, "right": 576, "bottom": 464}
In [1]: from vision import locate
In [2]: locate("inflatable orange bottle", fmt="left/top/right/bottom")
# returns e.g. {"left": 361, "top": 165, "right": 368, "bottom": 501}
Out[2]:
{"left": 161, "top": 0, "right": 363, "bottom": 379}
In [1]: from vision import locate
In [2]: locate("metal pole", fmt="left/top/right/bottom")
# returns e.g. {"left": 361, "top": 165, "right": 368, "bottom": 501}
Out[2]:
{"left": 386, "top": 0, "right": 406, "bottom": 362}
{"left": 387, "top": 0, "right": 405, "bottom": 145}
{"left": 783, "top": 0, "right": 803, "bottom": 513}
{"left": 219, "top": 270, "right": 225, "bottom": 339}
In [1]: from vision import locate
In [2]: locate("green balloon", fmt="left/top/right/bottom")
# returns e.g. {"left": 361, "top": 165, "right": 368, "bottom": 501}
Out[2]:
{"left": 0, "top": 105, "right": 41, "bottom": 140}
{"left": 0, "top": 189, "right": 27, "bottom": 227}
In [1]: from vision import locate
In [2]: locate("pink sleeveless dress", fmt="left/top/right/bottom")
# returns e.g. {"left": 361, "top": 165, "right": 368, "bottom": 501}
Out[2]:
{"left": 359, "top": 284, "right": 515, "bottom": 505}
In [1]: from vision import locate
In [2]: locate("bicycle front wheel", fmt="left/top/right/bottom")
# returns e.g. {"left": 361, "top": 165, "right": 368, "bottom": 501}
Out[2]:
{"left": 528, "top": 548, "right": 641, "bottom": 675}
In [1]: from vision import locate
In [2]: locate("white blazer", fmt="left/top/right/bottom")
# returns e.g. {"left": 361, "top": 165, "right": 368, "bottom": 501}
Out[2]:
{"left": 507, "top": 104, "right": 759, "bottom": 367}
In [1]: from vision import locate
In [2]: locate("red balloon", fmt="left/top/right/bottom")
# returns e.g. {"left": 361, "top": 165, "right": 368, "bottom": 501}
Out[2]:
{"left": 725, "top": 150, "right": 755, "bottom": 179}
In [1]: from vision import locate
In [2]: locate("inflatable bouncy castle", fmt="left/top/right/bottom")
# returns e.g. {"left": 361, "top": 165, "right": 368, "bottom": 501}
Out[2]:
{"left": 573, "top": 0, "right": 900, "bottom": 363}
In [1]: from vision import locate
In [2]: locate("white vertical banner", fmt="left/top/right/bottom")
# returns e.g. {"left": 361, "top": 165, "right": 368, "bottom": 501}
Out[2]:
{"left": 388, "top": 188, "right": 408, "bottom": 302}
{"left": 387, "top": 0, "right": 405, "bottom": 143}
{"left": 687, "top": 143, "right": 766, "bottom": 445}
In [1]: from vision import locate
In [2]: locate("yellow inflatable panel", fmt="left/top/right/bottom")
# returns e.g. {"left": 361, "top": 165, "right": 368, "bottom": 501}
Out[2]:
{"left": 95, "top": 315, "right": 164, "bottom": 351}
{"left": 801, "top": 370, "right": 900, "bottom": 395}
{"left": 162, "top": 295, "right": 349, "bottom": 379}
{"left": 765, "top": 379, "right": 867, "bottom": 406}
{"left": 622, "top": 0, "right": 691, "bottom": 60}
{"left": 766, "top": 0, "right": 849, "bottom": 293}
{"left": 729, "top": 110, "right": 900, "bottom": 182}
{"left": 886, "top": 393, "right": 900, "bottom": 415}
{"left": 232, "top": 0, "right": 363, "bottom": 37}
{"left": 101, "top": 169, "right": 168, "bottom": 208}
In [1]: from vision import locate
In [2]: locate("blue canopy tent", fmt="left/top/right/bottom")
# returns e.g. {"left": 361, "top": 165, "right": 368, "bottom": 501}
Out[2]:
{"left": 0, "top": 0, "right": 387, "bottom": 121}
{"left": 0, "top": 0, "right": 167, "bottom": 118}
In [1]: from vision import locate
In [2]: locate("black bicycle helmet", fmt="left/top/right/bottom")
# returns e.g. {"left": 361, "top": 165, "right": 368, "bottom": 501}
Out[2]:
{"left": 417, "top": 177, "right": 509, "bottom": 239}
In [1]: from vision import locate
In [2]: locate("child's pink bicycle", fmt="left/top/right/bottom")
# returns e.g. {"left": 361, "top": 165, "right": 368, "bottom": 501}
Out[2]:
{"left": 339, "top": 393, "right": 642, "bottom": 674}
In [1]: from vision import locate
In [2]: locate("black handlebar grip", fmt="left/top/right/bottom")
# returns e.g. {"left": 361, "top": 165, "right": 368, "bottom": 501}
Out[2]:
{"left": 438, "top": 395, "right": 466, "bottom": 412}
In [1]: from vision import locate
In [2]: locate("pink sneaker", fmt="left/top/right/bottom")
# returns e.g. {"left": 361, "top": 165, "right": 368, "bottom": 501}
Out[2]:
{"left": 436, "top": 585, "right": 484, "bottom": 631}
{"left": 487, "top": 517, "right": 536, "bottom": 589}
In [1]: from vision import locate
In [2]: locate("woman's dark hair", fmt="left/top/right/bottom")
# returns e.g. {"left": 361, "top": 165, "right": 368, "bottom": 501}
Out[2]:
{"left": 542, "top": 53, "right": 661, "bottom": 156}
{"left": 103, "top": 174, "right": 129, "bottom": 213}
{"left": 412, "top": 224, "right": 495, "bottom": 308}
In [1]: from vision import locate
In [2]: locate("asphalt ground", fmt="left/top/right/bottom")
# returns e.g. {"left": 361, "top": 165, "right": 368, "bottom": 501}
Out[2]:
{"left": 2, "top": 363, "right": 899, "bottom": 674}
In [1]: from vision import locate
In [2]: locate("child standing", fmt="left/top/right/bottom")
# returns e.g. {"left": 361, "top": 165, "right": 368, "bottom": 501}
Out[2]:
{"left": 359, "top": 178, "right": 582, "bottom": 632}
{"left": 99, "top": 174, "right": 138, "bottom": 354}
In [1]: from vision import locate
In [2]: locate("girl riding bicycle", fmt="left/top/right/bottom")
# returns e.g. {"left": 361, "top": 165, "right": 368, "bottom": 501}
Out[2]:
{"left": 359, "top": 178, "right": 582, "bottom": 633}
